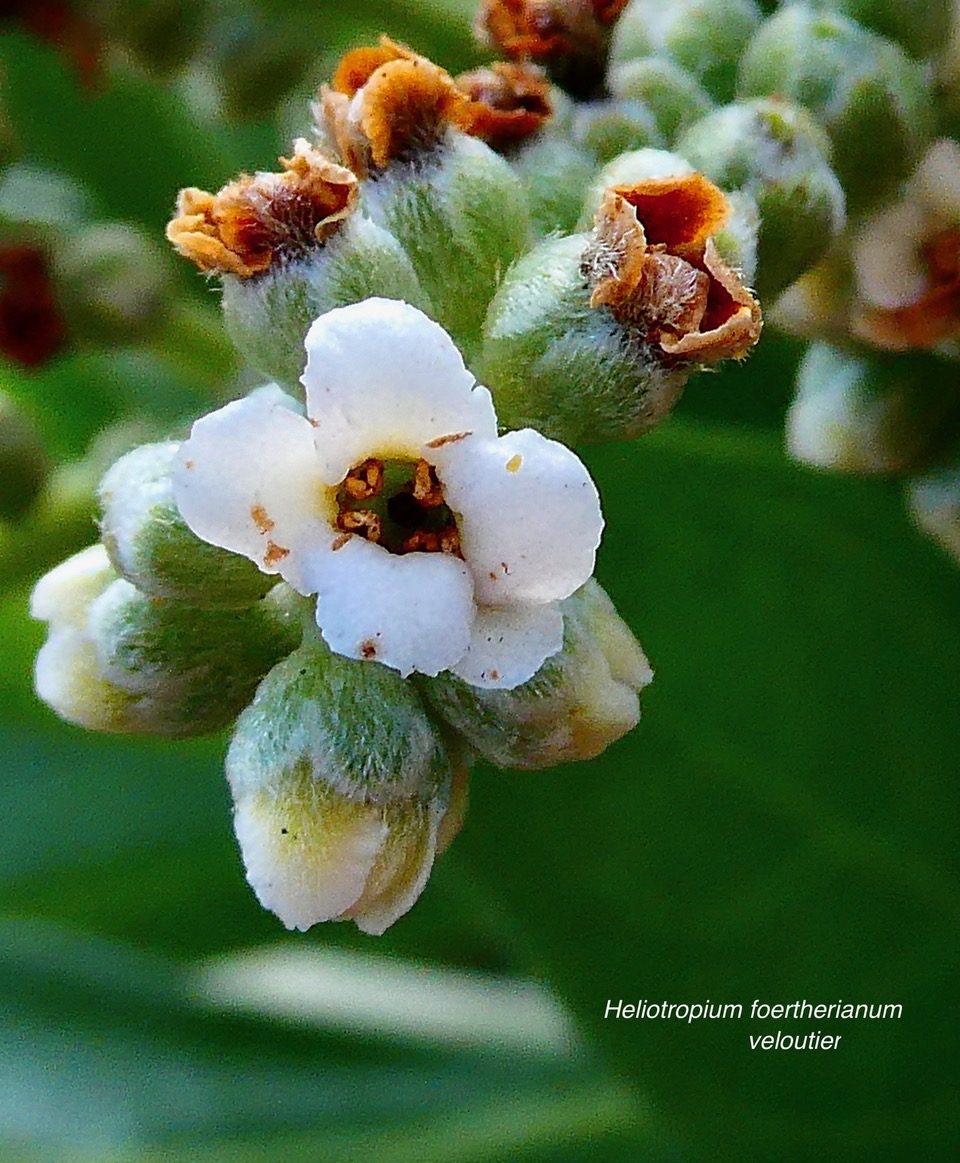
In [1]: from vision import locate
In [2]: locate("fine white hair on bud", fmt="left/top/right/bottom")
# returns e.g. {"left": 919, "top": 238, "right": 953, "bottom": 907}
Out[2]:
{"left": 172, "top": 298, "right": 603, "bottom": 690}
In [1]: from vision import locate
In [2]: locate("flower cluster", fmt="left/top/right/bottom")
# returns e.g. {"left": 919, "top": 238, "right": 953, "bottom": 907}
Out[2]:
{"left": 33, "top": 0, "right": 833, "bottom": 935}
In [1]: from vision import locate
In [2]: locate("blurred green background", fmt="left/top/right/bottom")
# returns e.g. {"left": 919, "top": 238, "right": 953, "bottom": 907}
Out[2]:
{"left": 1, "top": 1, "right": 958, "bottom": 1159}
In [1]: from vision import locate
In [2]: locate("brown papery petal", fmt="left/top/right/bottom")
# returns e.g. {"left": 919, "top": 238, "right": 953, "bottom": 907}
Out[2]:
{"left": 614, "top": 174, "right": 731, "bottom": 251}
{"left": 455, "top": 61, "right": 552, "bottom": 150}
{"left": 360, "top": 57, "right": 468, "bottom": 168}
{"left": 331, "top": 37, "right": 416, "bottom": 96}
{"left": 166, "top": 141, "right": 358, "bottom": 278}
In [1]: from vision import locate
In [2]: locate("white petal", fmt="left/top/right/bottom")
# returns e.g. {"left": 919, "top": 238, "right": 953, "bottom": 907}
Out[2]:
{"left": 342, "top": 798, "right": 443, "bottom": 936}
{"left": 854, "top": 202, "right": 928, "bottom": 309}
{"left": 912, "top": 138, "right": 960, "bottom": 221}
{"left": 172, "top": 396, "right": 335, "bottom": 590}
{"left": 305, "top": 536, "right": 475, "bottom": 677}
{"left": 434, "top": 429, "right": 603, "bottom": 605}
{"left": 450, "top": 601, "right": 564, "bottom": 690}
{"left": 301, "top": 298, "right": 497, "bottom": 483}
{"left": 30, "top": 544, "right": 114, "bottom": 628}
{"left": 233, "top": 788, "right": 387, "bottom": 932}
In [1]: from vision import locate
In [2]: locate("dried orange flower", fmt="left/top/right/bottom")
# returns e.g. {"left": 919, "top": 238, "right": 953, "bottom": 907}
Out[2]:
{"left": 475, "top": 0, "right": 627, "bottom": 95}
{"left": 317, "top": 37, "right": 469, "bottom": 176}
{"left": 583, "top": 175, "right": 763, "bottom": 364}
{"left": 456, "top": 61, "right": 552, "bottom": 151}
{"left": 165, "top": 140, "right": 358, "bottom": 279}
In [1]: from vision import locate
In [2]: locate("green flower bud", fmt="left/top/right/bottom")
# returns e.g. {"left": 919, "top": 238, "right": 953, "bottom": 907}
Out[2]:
{"left": 359, "top": 134, "right": 532, "bottom": 361}
{"left": 908, "top": 452, "right": 960, "bottom": 566}
{"left": 483, "top": 170, "right": 762, "bottom": 444}
{"left": 610, "top": 0, "right": 763, "bottom": 102}
{"left": 787, "top": 342, "right": 960, "bottom": 474}
{"left": 571, "top": 98, "right": 662, "bottom": 165}
{"left": 98, "top": 440, "right": 274, "bottom": 606}
{"left": 225, "top": 638, "right": 463, "bottom": 934}
{"left": 510, "top": 134, "right": 598, "bottom": 236}
{"left": 86, "top": 577, "right": 299, "bottom": 736}
{"left": 677, "top": 99, "right": 846, "bottom": 300}
{"left": 812, "top": 0, "right": 952, "bottom": 62}
{"left": 421, "top": 580, "right": 652, "bottom": 770}
{"left": 737, "top": 5, "right": 934, "bottom": 213}
{"left": 607, "top": 56, "right": 715, "bottom": 140}
{"left": 53, "top": 222, "right": 173, "bottom": 343}
{"left": 0, "top": 388, "right": 49, "bottom": 521}
{"left": 221, "top": 215, "right": 427, "bottom": 390}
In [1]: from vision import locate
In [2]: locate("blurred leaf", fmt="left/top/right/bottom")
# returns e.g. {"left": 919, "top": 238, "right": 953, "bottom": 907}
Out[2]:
{"left": 456, "top": 420, "right": 960, "bottom": 1160}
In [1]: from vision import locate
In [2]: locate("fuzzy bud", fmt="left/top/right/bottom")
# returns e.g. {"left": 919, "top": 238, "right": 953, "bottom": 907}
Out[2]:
{"left": 908, "top": 452, "right": 960, "bottom": 567}
{"left": 421, "top": 580, "right": 651, "bottom": 769}
{"left": 571, "top": 97, "right": 662, "bottom": 164}
{"left": 737, "top": 5, "right": 934, "bottom": 213}
{"left": 812, "top": 0, "right": 952, "bottom": 63}
{"left": 225, "top": 638, "right": 465, "bottom": 934}
{"left": 98, "top": 440, "right": 275, "bottom": 606}
{"left": 786, "top": 342, "right": 960, "bottom": 475}
{"left": 607, "top": 56, "right": 714, "bottom": 140}
{"left": 677, "top": 98, "right": 846, "bottom": 300}
{"left": 482, "top": 166, "right": 762, "bottom": 443}
{"left": 610, "top": 0, "right": 763, "bottom": 102}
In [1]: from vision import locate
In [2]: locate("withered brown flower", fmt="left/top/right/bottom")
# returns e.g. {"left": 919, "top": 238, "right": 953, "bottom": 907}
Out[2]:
{"left": 455, "top": 61, "right": 553, "bottom": 151}
{"left": 318, "top": 38, "right": 469, "bottom": 176}
{"left": 583, "top": 175, "right": 763, "bottom": 364}
{"left": 475, "top": 0, "right": 628, "bottom": 96}
{"left": 165, "top": 140, "right": 358, "bottom": 279}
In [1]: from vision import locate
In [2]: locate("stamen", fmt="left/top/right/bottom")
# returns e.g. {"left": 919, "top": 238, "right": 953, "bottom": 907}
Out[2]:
{"left": 342, "top": 457, "right": 385, "bottom": 500}
{"left": 412, "top": 459, "right": 444, "bottom": 507}
{"left": 337, "top": 509, "right": 382, "bottom": 543}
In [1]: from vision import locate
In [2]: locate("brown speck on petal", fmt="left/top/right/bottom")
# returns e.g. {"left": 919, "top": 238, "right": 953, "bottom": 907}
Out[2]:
{"left": 360, "top": 640, "right": 378, "bottom": 658}
{"left": 425, "top": 431, "right": 472, "bottom": 448}
{"left": 250, "top": 503, "right": 274, "bottom": 534}
{"left": 165, "top": 140, "right": 358, "bottom": 278}
{"left": 584, "top": 180, "right": 762, "bottom": 365}
{"left": 331, "top": 533, "right": 352, "bottom": 551}
{"left": 263, "top": 541, "right": 290, "bottom": 568}
{"left": 455, "top": 62, "right": 552, "bottom": 151}
{"left": 505, "top": 453, "right": 523, "bottom": 472}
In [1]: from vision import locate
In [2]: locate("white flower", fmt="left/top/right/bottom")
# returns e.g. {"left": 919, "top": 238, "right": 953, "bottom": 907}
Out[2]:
{"left": 172, "top": 298, "right": 603, "bottom": 689}
{"left": 850, "top": 139, "right": 960, "bottom": 351}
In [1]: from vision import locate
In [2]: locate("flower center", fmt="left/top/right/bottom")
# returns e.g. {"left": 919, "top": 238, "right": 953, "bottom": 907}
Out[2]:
{"left": 335, "top": 457, "right": 462, "bottom": 556}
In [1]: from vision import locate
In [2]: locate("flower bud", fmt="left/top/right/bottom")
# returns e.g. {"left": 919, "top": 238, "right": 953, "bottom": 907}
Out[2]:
{"left": 98, "top": 440, "right": 275, "bottom": 606}
{"left": 677, "top": 99, "right": 846, "bottom": 300}
{"left": 53, "top": 222, "right": 173, "bottom": 343}
{"left": 737, "top": 5, "right": 934, "bottom": 213}
{"left": 85, "top": 577, "right": 299, "bottom": 736}
{"left": 571, "top": 98, "right": 662, "bottom": 164}
{"left": 510, "top": 134, "right": 598, "bottom": 236}
{"left": 31, "top": 545, "right": 136, "bottom": 732}
{"left": 421, "top": 579, "right": 651, "bottom": 769}
{"left": 786, "top": 342, "right": 960, "bottom": 474}
{"left": 166, "top": 140, "right": 427, "bottom": 389}
{"left": 607, "top": 56, "right": 714, "bottom": 140}
{"left": 908, "top": 452, "right": 960, "bottom": 566}
{"left": 0, "top": 388, "right": 49, "bottom": 521}
{"left": 610, "top": 0, "right": 763, "bottom": 102}
{"left": 225, "top": 639, "right": 462, "bottom": 933}
{"left": 481, "top": 168, "right": 762, "bottom": 443}
{"left": 813, "top": 0, "right": 952, "bottom": 62}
